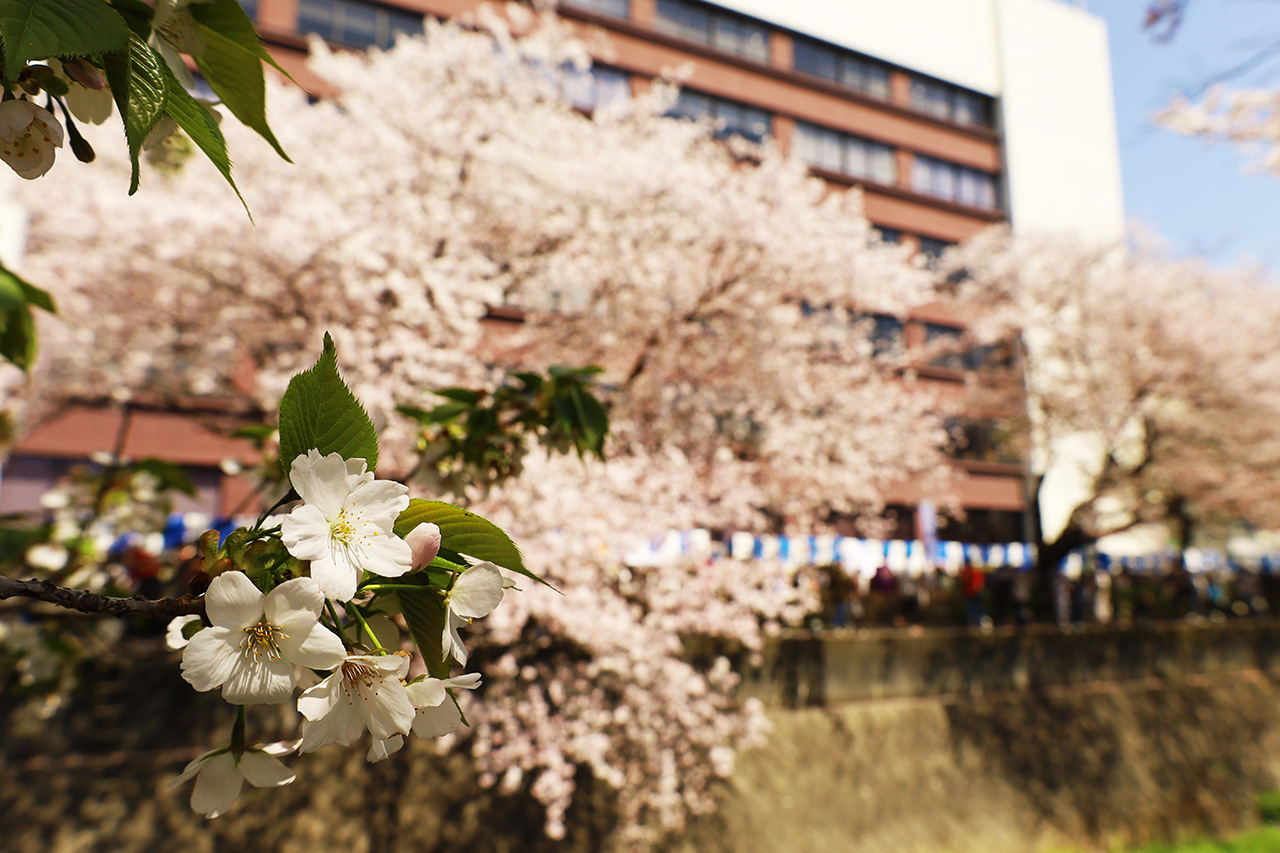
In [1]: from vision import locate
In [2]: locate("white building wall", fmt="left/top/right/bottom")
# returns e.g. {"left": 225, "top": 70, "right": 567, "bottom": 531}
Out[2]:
{"left": 716, "top": 0, "right": 1000, "bottom": 94}
{"left": 716, "top": 0, "right": 1126, "bottom": 241}
{"left": 993, "top": 0, "right": 1125, "bottom": 240}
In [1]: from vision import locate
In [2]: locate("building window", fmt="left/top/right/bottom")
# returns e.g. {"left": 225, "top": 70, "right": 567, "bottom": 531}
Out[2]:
{"left": 666, "top": 89, "right": 771, "bottom": 142}
{"left": 853, "top": 313, "right": 904, "bottom": 358}
{"left": 792, "top": 36, "right": 890, "bottom": 100}
{"left": 876, "top": 227, "right": 902, "bottom": 244}
{"left": 945, "top": 418, "right": 1021, "bottom": 464}
{"left": 654, "top": 0, "right": 769, "bottom": 63}
{"left": 239, "top": 0, "right": 258, "bottom": 19}
{"left": 909, "top": 76, "right": 993, "bottom": 128}
{"left": 794, "top": 121, "right": 896, "bottom": 185}
{"left": 297, "top": 0, "right": 425, "bottom": 49}
{"left": 562, "top": 65, "right": 631, "bottom": 111}
{"left": 923, "top": 322, "right": 964, "bottom": 369}
{"left": 559, "top": 0, "right": 629, "bottom": 17}
{"left": 918, "top": 236, "right": 955, "bottom": 265}
{"left": 911, "top": 156, "right": 998, "bottom": 210}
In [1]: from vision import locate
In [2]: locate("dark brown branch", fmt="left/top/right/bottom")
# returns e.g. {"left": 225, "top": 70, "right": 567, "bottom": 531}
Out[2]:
{"left": 0, "top": 577, "right": 205, "bottom": 621}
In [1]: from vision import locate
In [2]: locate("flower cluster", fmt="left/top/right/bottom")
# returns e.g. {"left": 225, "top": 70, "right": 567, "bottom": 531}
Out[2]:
{"left": 168, "top": 448, "right": 510, "bottom": 818}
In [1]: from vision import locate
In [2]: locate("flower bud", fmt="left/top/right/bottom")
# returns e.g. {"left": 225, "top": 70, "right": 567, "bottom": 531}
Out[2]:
{"left": 405, "top": 522, "right": 441, "bottom": 569}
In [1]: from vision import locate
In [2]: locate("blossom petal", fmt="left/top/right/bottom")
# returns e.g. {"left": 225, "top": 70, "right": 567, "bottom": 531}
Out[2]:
{"left": 299, "top": 694, "right": 363, "bottom": 752}
{"left": 443, "top": 610, "right": 468, "bottom": 667}
{"left": 190, "top": 753, "right": 243, "bottom": 818}
{"left": 347, "top": 478, "right": 410, "bottom": 520}
{"left": 357, "top": 530, "right": 414, "bottom": 580}
{"left": 297, "top": 674, "right": 342, "bottom": 721}
{"left": 165, "top": 614, "right": 202, "bottom": 651}
{"left": 205, "top": 571, "right": 265, "bottom": 630}
{"left": 307, "top": 552, "right": 358, "bottom": 602}
{"left": 443, "top": 672, "right": 482, "bottom": 691}
{"left": 279, "top": 621, "right": 346, "bottom": 670}
{"left": 238, "top": 752, "right": 295, "bottom": 788}
{"left": 264, "top": 577, "right": 325, "bottom": 633}
{"left": 289, "top": 450, "right": 356, "bottom": 518}
{"left": 367, "top": 735, "right": 404, "bottom": 763}
{"left": 412, "top": 699, "right": 462, "bottom": 739}
{"left": 360, "top": 678, "right": 414, "bottom": 740}
{"left": 371, "top": 652, "right": 410, "bottom": 680}
{"left": 170, "top": 749, "right": 220, "bottom": 787}
{"left": 449, "top": 563, "right": 504, "bottom": 619}
{"left": 181, "top": 627, "right": 239, "bottom": 692}
{"left": 405, "top": 678, "right": 447, "bottom": 709}
{"left": 280, "top": 504, "right": 335, "bottom": 562}
{"left": 223, "top": 655, "right": 294, "bottom": 705}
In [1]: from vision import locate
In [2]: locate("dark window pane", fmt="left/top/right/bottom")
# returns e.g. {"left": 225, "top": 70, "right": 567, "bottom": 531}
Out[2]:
{"left": 793, "top": 38, "right": 837, "bottom": 80}
{"left": 561, "top": 0, "right": 629, "bottom": 16}
{"left": 298, "top": 0, "right": 338, "bottom": 40}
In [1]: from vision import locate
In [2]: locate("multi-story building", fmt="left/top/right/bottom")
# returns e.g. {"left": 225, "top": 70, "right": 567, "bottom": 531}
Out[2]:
{"left": 3, "top": 0, "right": 1125, "bottom": 544}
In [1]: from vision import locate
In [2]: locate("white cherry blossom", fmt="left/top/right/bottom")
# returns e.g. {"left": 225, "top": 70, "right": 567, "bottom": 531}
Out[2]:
{"left": 297, "top": 653, "right": 415, "bottom": 753}
{"left": 280, "top": 450, "right": 413, "bottom": 601}
{"left": 367, "top": 673, "right": 482, "bottom": 761}
{"left": 443, "top": 562, "right": 504, "bottom": 667}
{"left": 181, "top": 572, "right": 345, "bottom": 705}
{"left": 169, "top": 742, "right": 296, "bottom": 818}
{"left": 407, "top": 672, "right": 481, "bottom": 737}
{"left": 0, "top": 99, "right": 63, "bottom": 179}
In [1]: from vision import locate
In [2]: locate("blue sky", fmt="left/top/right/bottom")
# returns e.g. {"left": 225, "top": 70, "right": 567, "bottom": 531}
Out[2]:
{"left": 1092, "top": 1, "right": 1280, "bottom": 276}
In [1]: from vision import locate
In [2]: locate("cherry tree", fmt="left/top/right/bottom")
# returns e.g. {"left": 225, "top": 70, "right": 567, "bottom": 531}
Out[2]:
{"left": 4, "top": 9, "right": 950, "bottom": 844}
{"left": 943, "top": 228, "right": 1280, "bottom": 576}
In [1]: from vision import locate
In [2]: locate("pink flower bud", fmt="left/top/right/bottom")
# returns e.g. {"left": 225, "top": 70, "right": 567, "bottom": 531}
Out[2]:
{"left": 63, "top": 59, "right": 107, "bottom": 90}
{"left": 406, "top": 522, "right": 442, "bottom": 569}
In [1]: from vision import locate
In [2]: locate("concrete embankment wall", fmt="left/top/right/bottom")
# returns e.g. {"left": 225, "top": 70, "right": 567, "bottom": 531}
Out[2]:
{"left": 6, "top": 622, "right": 1280, "bottom": 852}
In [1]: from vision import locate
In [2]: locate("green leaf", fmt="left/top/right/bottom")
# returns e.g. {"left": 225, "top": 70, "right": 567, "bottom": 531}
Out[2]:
{"left": 396, "top": 585, "right": 451, "bottom": 679}
{"left": 0, "top": 0, "right": 128, "bottom": 83}
{"left": 277, "top": 332, "right": 379, "bottom": 482}
{"left": 158, "top": 54, "right": 246, "bottom": 212}
{"left": 433, "top": 387, "right": 482, "bottom": 404}
{"left": 190, "top": 0, "right": 290, "bottom": 161}
{"left": 230, "top": 423, "right": 275, "bottom": 440}
{"left": 131, "top": 457, "right": 197, "bottom": 496}
{"left": 548, "top": 364, "right": 603, "bottom": 379}
{"left": 394, "top": 499, "right": 552, "bottom": 588}
{"left": 426, "top": 401, "right": 471, "bottom": 423}
{"left": 102, "top": 32, "right": 166, "bottom": 194}
{"left": 0, "top": 262, "right": 53, "bottom": 371}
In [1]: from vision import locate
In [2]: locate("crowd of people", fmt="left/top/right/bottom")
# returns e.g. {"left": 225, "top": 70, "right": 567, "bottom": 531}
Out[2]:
{"left": 804, "top": 561, "right": 1280, "bottom": 629}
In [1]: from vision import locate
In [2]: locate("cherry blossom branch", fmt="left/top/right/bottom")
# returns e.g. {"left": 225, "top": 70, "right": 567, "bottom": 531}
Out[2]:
{"left": 0, "top": 576, "right": 205, "bottom": 620}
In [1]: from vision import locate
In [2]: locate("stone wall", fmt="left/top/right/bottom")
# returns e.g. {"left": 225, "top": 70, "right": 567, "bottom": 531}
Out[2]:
{"left": 739, "top": 619, "right": 1280, "bottom": 706}
{"left": 7, "top": 623, "right": 1280, "bottom": 852}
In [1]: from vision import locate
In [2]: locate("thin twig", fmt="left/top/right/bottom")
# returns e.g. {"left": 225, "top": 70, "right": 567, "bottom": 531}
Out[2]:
{"left": 0, "top": 576, "right": 204, "bottom": 621}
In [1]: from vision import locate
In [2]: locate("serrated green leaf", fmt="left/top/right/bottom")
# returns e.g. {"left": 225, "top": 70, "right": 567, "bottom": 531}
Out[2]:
{"left": 190, "top": 0, "right": 290, "bottom": 161}
{"left": 394, "top": 499, "right": 553, "bottom": 588}
{"left": 102, "top": 32, "right": 166, "bottom": 194}
{"left": 0, "top": 0, "right": 128, "bottom": 83}
{"left": 158, "top": 53, "right": 247, "bottom": 212}
{"left": 277, "top": 332, "right": 379, "bottom": 482}
{"left": 187, "top": 0, "right": 294, "bottom": 80}
{"left": 396, "top": 586, "right": 451, "bottom": 679}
